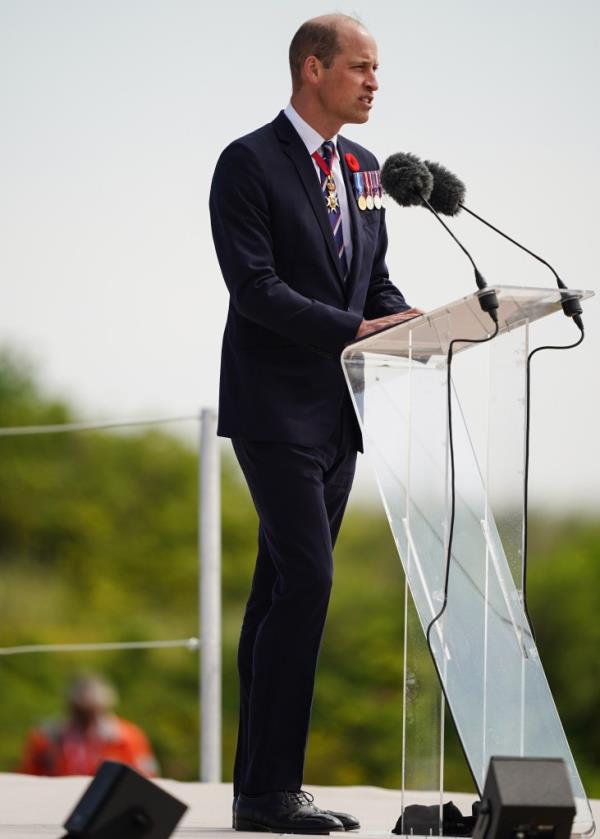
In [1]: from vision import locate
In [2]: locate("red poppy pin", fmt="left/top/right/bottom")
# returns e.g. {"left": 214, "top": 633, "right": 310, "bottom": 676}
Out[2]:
{"left": 344, "top": 152, "right": 360, "bottom": 172}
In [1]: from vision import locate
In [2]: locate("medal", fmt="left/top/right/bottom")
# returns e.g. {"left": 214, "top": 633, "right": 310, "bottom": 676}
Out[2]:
{"left": 326, "top": 190, "right": 339, "bottom": 212}
{"left": 365, "top": 172, "right": 374, "bottom": 210}
{"left": 312, "top": 150, "right": 340, "bottom": 213}
{"left": 373, "top": 170, "right": 382, "bottom": 208}
{"left": 353, "top": 172, "right": 367, "bottom": 211}
{"left": 325, "top": 174, "right": 339, "bottom": 211}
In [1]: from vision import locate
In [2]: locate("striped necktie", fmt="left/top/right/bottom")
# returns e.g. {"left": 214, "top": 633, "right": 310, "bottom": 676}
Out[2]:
{"left": 318, "top": 141, "right": 349, "bottom": 280}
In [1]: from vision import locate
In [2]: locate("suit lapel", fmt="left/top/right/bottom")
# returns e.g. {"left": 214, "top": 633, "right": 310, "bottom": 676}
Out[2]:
{"left": 273, "top": 112, "right": 346, "bottom": 289}
{"left": 337, "top": 135, "right": 363, "bottom": 303}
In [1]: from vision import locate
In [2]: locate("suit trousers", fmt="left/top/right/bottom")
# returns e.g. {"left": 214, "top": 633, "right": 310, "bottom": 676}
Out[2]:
{"left": 231, "top": 404, "right": 358, "bottom": 795}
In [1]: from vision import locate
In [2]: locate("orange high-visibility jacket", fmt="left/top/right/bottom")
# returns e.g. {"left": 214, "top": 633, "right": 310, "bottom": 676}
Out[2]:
{"left": 20, "top": 715, "right": 158, "bottom": 777}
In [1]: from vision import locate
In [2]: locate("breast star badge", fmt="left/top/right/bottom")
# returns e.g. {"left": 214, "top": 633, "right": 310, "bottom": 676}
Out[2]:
{"left": 326, "top": 191, "right": 339, "bottom": 212}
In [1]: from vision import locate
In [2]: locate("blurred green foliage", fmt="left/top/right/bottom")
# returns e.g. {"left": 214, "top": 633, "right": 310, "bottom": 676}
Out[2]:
{"left": 0, "top": 348, "right": 598, "bottom": 796}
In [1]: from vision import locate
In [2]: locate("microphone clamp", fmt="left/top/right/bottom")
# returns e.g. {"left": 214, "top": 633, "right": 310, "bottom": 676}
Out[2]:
{"left": 477, "top": 288, "right": 499, "bottom": 323}
{"left": 559, "top": 289, "right": 583, "bottom": 320}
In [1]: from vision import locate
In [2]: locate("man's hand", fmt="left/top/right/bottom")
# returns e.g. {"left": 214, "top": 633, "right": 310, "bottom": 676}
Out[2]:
{"left": 355, "top": 307, "right": 424, "bottom": 340}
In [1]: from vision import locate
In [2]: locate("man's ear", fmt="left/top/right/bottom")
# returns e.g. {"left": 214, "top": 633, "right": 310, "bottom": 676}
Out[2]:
{"left": 301, "top": 55, "right": 322, "bottom": 87}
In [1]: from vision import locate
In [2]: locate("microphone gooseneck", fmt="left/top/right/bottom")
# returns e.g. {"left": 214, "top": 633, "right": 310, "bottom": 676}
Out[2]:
{"left": 423, "top": 159, "right": 584, "bottom": 327}
{"left": 381, "top": 152, "right": 498, "bottom": 323}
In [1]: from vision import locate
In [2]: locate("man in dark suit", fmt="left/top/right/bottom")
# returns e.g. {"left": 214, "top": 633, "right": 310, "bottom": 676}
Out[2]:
{"left": 210, "top": 13, "right": 420, "bottom": 834}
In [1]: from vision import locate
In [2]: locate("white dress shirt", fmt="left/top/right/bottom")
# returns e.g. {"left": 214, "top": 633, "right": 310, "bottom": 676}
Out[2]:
{"left": 283, "top": 102, "right": 353, "bottom": 269}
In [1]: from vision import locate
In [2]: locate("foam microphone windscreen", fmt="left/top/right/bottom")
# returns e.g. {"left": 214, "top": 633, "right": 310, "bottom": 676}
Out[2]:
{"left": 424, "top": 160, "right": 466, "bottom": 216}
{"left": 380, "top": 152, "right": 433, "bottom": 207}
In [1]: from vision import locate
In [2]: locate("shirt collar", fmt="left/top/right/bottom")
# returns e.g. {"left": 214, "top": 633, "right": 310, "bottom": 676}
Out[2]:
{"left": 283, "top": 102, "right": 338, "bottom": 158}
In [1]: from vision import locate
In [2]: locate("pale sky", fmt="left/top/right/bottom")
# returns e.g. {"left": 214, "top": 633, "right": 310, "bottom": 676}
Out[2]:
{"left": 1, "top": 0, "right": 599, "bottom": 509}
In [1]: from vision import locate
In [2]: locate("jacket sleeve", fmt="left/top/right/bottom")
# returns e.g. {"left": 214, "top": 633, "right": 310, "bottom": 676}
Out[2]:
{"left": 209, "top": 141, "right": 362, "bottom": 354}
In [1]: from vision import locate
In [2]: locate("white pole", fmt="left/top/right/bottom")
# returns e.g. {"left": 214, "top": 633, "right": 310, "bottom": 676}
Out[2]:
{"left": 199, "top": 408, "right": 222, "bottom": 782}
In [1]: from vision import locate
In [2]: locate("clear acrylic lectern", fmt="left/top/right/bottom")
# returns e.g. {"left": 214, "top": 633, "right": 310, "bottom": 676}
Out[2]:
{"left": 341, "top": 286, "right": 595, "bottom": 837}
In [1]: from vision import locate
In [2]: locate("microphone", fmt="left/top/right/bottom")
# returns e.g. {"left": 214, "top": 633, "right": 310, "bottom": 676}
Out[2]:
{"left": 381, "top": 152, "right": 498, "bottom": 322}
{"left": 423, "top": 159, "right": 584, "bottom": 329}
{"left": 379, "top": 151, "right": 434, "bottom": 206}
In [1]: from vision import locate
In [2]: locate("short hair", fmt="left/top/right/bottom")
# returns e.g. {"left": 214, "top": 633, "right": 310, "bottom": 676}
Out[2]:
{"left": 289, "top": 15, "right": 363, "bottom": 91}
{"left": 67, "top": 673, "right": 117, "bottom": 710}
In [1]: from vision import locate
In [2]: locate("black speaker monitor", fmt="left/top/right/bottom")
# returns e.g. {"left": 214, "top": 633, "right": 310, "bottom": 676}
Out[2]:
{"left": 63, "top": 760, "right": 188, "bottom": 839}
{"left": 473, "top": 756, "right": 576, "bottom": 839}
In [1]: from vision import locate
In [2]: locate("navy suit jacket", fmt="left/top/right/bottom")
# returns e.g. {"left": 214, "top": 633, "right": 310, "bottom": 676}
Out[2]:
{"left": 209, "top": 110, "right": 410, "bottom": 446}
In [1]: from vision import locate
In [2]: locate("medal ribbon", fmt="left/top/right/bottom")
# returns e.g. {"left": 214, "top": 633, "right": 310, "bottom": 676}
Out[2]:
{"left": 312, "top": 143, "right": 349, "bottom": 280}
{"left": 374, "top": 170, "right": 381, "bottom": 197}
{"left": 311, "top": 150, "right": 332, "bottom": 176}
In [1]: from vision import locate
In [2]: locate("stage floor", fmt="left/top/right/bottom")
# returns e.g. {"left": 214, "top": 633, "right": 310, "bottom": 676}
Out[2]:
{"left": 0, "top": 774, "right": 597, "bottom": 838}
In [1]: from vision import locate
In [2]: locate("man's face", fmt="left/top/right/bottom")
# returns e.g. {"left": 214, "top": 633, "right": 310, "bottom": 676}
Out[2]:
{"left": 316, "top": 25, "right": 379, "bottom": 126}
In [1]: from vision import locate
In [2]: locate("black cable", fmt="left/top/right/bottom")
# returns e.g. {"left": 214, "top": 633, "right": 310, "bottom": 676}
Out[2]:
{"left": 425, "top": 320, "right": 500, "bottom": 652}
{"left": 521, "top": 319, "right": 585, "bottom": 640}
{"left": 456, "top": 203, "right": 585, "bottom": 636}
{"left": 459, "top": 204, "right": 566, "bottom": 288}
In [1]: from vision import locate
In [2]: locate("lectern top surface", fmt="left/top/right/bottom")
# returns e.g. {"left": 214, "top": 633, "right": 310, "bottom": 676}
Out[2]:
{"left": 342, "top": 285, "right": 593, "bottom": 360}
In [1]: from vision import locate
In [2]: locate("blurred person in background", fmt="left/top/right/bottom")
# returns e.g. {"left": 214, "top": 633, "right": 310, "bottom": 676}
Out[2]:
{"left": 19, "top": 672, "right": 158, "bottom": 777}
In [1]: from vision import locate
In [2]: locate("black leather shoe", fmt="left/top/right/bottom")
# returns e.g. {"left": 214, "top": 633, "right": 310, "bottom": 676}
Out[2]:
{"left": 234, "top": 790, "right": 345, "bottom": 834}
{"left": 320, "top": 809, "right": 360, "bottom": 831}
{"left": 296, "top": 792, "right": 360, "bottom": 831}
